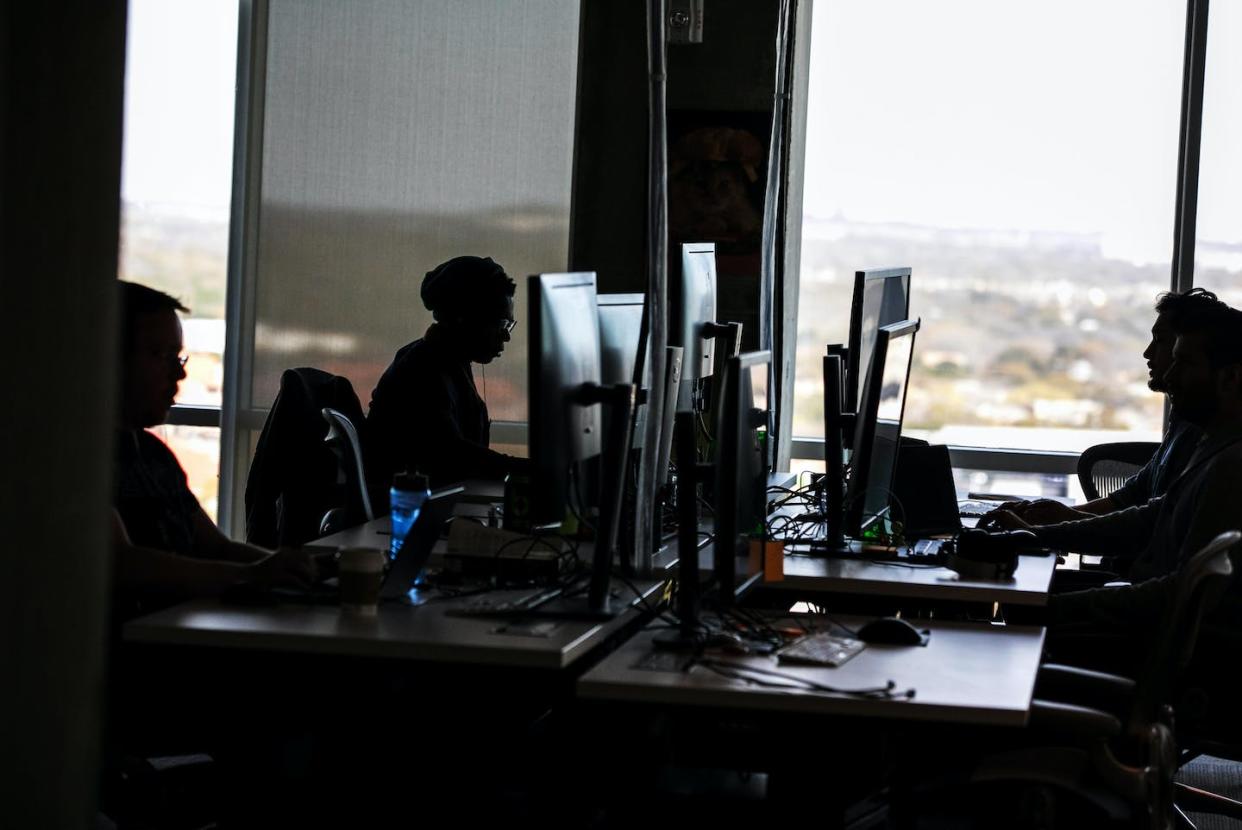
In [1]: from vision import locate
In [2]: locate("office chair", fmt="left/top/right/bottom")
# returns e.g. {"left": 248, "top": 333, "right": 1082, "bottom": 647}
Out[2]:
{"left": 970, "top": 530, "right": 1241, "bottom": 829}
{"left": 1163, "top": 593, "right": 1242, "bottom": 825}
{"left": 245, "top": 367, "right": 369, "bottom": 547}
{"left": 1077, "top": 441, "right": 1160, "bottom": 502}
{"left": 319, "top": 407, "right": 376, "bottom": 536}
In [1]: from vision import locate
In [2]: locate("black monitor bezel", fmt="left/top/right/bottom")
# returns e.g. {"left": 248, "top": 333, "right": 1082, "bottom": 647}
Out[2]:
{"left": 846, "top": 267, "right": 912, "bottom": 412}
{"left": 845, "top": 318, "right": 919, "bottom": 537}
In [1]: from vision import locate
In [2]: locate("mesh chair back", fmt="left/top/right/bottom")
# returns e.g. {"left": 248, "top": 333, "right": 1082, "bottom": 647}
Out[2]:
{"left": 1129, "top": 530, "right": 1239, "bottom": 731}
{"left": 322, "top": 407, "right": 375, "bottom": 524}
{"left": 1077, "top": 441, "right": 1160, "bottom": 501}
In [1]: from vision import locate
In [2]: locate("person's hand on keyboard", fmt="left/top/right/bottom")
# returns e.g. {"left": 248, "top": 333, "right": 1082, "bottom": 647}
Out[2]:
{"left": 976, "top": 508, "right": 1032, "bottom": 532}
{"left": 985, "top": 498, "right": 1087, "bottom": 527}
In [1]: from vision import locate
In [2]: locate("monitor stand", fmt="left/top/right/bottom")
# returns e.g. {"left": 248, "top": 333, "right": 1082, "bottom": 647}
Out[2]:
{"left": 523, "top": 382, "right": 638, "bottom": 621}
{"left": 652, "top": 410, "right": 712, "bottom": 652}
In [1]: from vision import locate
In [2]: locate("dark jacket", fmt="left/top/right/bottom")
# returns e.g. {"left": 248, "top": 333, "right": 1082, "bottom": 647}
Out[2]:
{"left": 245, "top": 368, "right": 368, "bottom": 548}
{"left": 366, "top": 328, "right": 517, "bottom": 487}
{"left": 1108, "top": 417, "right": 1201, "bottom": 509}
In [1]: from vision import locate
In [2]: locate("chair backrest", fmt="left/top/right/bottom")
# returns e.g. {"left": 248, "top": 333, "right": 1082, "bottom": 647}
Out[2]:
{"left": 244, "top": 368, "right": 368, "bottom": 547}
{"left": 322, "top": 407, "right": 375, "bottom": 524}
{"left": 1077, "top": 441, "right": 1160, "bottom": 501}
{"left": 1128, "top": 530, "right": 1240, "bottom": 732}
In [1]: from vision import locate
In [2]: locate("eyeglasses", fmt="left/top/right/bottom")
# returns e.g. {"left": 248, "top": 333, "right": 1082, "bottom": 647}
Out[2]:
{"left": 499, "top": 319, "right": 517, "bottom": 335}
{"left": 148, "top": 349, "right": 189, "bottom": 369}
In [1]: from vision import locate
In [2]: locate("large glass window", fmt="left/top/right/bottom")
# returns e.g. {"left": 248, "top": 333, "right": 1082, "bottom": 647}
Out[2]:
{"left": 1195, "top": 1, "right": 1242, "bottom": 306}
{"left": 121, "top": 0, "right": 238, "bottom": 520}
{"left": 794, "top": 0, "right": 1185, "bottom": 454}
{"left": 244, "top": 0, "right": 580, "bottom": 426}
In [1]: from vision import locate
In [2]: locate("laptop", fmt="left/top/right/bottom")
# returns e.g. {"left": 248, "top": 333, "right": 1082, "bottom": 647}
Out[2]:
{"left": 379, "top": 484, "right": 464, "bottom": 601}
{"left": 239, "top": 485, "right": 464, "bottom": 606}
{"left": 892, "top": 444, "right": 962, "bottom": 538}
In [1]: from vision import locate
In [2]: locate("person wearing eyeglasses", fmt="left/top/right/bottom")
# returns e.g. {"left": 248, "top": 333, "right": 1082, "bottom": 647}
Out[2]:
{"left": 366, "top": 255, "right": 529, "bottom": 488}
{"left": 113, "top": 281, "right": 315, "bottom": 616}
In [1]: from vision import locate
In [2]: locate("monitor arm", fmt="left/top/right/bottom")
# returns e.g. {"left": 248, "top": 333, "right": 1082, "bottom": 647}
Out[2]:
{"left": 703, "top": 321, "right": 742, "bottom": 357}
{"left": 822, "top": 354, "right": 851, "bottom": 552}
{"left": 702, "top": 321, "right": 744, "bottom": 432}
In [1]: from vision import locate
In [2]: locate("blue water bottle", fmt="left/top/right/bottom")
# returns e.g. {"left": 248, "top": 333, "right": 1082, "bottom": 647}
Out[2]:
{"left": 389, "top": 471, "right": 430, "bottom": 561}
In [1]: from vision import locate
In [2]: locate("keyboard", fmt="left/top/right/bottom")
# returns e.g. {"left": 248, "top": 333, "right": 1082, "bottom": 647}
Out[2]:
{"left": 447, "top": 585, "right": 566, "bottom": 618}
{"left": 958, "top": 499, "right": 1006, "bottom": 517}
{"left": 776, "top": 632, "right": 866, "bottom": 667}
{"left": 861, "top": 538, "right": 948, "bottom": 565}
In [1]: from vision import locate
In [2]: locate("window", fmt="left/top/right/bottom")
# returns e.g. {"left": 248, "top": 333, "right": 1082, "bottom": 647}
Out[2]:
{"left": 220, "top": 1, "right": 580, "bottom": 531}
{"left": 121, "top": 0, "right": 238, "bottom": 520}
{"left": 1195, "top": 1, "right": 1242, "bottom": 306}
{"left": 241, "top": 0, "right": 578, "bottom": 427}
{"left": 793, "top": 0, "right": 1185, "bottom": 455}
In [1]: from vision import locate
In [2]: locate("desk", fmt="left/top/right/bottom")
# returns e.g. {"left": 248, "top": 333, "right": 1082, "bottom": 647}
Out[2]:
{"left": 124, "top": 578, "right": 666, "bottom": 671}
{"left": 768, "top": 550, "right": 1057, "bottom": 607}
{"left": 579, "top": 617, "right": 1046, "bottom": 727}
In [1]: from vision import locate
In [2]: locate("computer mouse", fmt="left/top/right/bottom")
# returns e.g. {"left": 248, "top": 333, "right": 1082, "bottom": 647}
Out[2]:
{"left": 1004, "top": 528, "right": 1040, "bottom": 546}
{"left": 855, "top": 616, "right": 928, "bottom": 646}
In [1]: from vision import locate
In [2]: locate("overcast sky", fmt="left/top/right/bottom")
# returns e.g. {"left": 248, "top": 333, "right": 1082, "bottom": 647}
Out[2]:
{"left": 122, "top": 0, "right": 1239, "bottom": 256}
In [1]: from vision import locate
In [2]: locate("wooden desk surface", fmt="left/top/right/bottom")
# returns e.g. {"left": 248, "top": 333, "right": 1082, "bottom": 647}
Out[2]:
{"left": 578, "top": 618, "right": 1045, "bottom": 727}
{"left": 767, "top": 549, "right": 1057, "bottom": 606}
{"left": 124, "top": 578, "right": 666, "bottom": 671}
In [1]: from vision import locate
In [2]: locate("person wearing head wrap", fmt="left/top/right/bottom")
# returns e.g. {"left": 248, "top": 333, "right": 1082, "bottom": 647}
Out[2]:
{"left": 366, "top": 256, "right": 528, "bottom": 487}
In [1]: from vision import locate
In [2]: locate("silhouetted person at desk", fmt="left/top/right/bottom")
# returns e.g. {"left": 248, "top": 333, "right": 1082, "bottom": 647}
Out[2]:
{"left": 986, "top": 289, "right": 1224, "bottom": 527}
{"left": 1008, "top": 305, "right": 1242, "bottom": 671}
{"left": 367, "top": 255, "right": 528, "bottom": 487}
{"left": 112, "top": 282, "right": 312, "bottom": 614}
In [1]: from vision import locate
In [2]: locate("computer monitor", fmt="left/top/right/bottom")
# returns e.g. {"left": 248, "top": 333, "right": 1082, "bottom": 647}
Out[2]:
{"left": 713, "top": 350, "right": 771, "bottom": 600}
{"left": 656, "top": 351, "right": 769, "bottom": 650}
{"left": 654, "top": 346, "right": 683, "bottom": 488}
{"left": 846, "top": 267, "right": 911, "bottom": 412}
{"left": 528, "top": 273, "right": 603, "bottom": 526}
{"left": 845, "top": 319, "right": 919, "bottom": 539}
{"left": 674, "top": 242, "right": 718, "bottom": 383}
{"left": 597, "top": 293, "right": 647, "bottom": 447}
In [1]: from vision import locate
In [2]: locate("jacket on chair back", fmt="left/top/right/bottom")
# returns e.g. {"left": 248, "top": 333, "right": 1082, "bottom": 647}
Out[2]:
{"left": 245, "top": 367, "right": 367, "bottom": 548}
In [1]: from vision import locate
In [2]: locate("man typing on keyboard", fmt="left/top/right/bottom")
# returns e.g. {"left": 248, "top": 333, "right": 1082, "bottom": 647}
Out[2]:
{"left": 111, "top": 282, "right": 317, "bottom": 618}
{"left": 982, "top": 289, "right": 1221, "bottom": 528}
{"left": 991, "top": 305, "right": 1242, "bottom": 674}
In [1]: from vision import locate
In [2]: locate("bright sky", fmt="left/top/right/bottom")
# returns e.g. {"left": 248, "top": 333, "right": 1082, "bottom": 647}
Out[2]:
{"left": 802, "top": 0, "right": 1240, "bottom": 260}
{"left": 122, "top": 0, "right": 237, "bottom": 212}
{"left": 120, "top": 0, "right": 1238, "bottom": 252}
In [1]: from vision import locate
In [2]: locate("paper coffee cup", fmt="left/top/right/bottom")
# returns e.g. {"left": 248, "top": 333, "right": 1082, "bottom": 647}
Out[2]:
{"left": 337, "top": 547, "right": 386, "bottom": 615}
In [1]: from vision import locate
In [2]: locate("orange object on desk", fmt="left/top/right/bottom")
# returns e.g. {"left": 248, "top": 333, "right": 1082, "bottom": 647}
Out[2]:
{"left": 750, "top": 538, "right": 785, "bottom": 581}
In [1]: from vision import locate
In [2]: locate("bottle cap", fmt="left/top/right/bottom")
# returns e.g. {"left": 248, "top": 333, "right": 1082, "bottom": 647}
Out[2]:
{"left": 393, "top": 471, "right": 430, "bottom": 491}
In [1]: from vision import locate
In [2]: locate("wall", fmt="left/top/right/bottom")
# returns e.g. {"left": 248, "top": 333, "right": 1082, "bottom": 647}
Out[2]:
{"left": 0, "top": 2, "right": 126, "bottom": 826}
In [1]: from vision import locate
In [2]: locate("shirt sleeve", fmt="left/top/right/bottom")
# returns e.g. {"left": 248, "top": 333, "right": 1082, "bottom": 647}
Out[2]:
{"left": 1175, "top": 448, "right": 1242, "bottom": 570}
{"left": 1035, "top": 500, "right": 1160, "bottom": 559}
